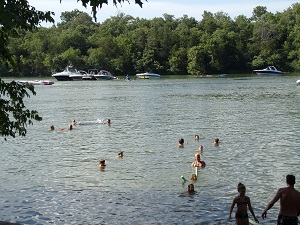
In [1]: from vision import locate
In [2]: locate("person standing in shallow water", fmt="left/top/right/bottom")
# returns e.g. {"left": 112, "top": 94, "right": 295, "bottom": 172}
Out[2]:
{"left": 261, "top": 174, "right": 300, "bottom": 225}
{"left": 229, "top": 183, "right": 259, "bottom": 225}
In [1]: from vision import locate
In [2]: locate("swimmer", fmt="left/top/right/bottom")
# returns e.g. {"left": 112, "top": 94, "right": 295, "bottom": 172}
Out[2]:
{"left": 187, "top": 184, "right": 197, "bottom": 194}
{"left": 229, "top": 183, "right": 259, "bottom": 225}
{"left": 107, "top": 119, "right": 111, "bottom": 125}
{"left": 191, "top": 153, "right": 206, "bottom": 167}
{"left": 214, "top": 138, "right": 219, "bottom": 145}
{"left": 118, "top": 151, "right": 123, "bottom": 158}
{"left": 59, "top": 124, "right": 73, "bottom": 130}
{"left": 198, "top": 145, "right": 203, "bottom": 153}
{"left": 194, "top": 134, "right": 199, "bottom": 140}
{"left": 50, "top": 125, "right": 55, "bottom": 130}
{"left": 178, "top": 138, "right": 184, "bottom": 148}
{"left": 190, "top": 174, "right": 197, "bottom": 181}
{"left": 72, "top": 119, "right": 77, "bottom": 125}
{"left": 98, "top": 159, "right": 106, "bottom": 168}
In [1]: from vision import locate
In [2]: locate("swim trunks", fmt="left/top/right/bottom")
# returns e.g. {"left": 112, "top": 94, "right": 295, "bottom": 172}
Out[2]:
{"left": 235, "top": 213, "right": 248, "bottom": 219}
{"left": 277, "top": 214, "right": 298, "bottom": 225}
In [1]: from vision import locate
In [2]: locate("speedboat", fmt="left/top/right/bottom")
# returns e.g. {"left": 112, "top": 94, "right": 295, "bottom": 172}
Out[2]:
{"left": 94, "top": 70, "right": 116, "bottom": 80}
{"left": 82, "top": 69, "right": 98, "bottom": 80}
{"left": 253, "top": 66, "right": 284, "bottom": 75}
{"left": 52, "top": 66, "right": 84, "bottom": 81}
{"left": 136, "top": 72, "right": 161, "bottom": 79}
{"left": 69, "top": 70, "right": 88, "bottom": 81}
{"left": 17, "top": 80, "right": 54, "bottom": 85}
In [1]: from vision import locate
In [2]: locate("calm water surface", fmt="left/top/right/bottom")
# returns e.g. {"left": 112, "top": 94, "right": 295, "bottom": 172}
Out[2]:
{"left": 1, "top": 76, "right": 300, "bottom": 224}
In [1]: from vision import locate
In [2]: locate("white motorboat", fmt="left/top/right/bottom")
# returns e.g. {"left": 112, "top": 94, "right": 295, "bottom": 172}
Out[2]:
{"left": 82, "top": 69, "right": 98, "bottom": 80}
{"left": 253, "top": 66, "right": 284, "bottom": 75}
{"left": 94, "top": 70, "right": 116, "bottom": 80}
{"left": 52, "top": 66, "right": 85, "bottom": 81}
{"left": 136, "top": 72, "right": 161, "bottom": 79}
{"left": 17, "top": 80, "right": 54, "bottom": 85}
{"left": 69, "top": 70, "right": 88, "bottom": 81}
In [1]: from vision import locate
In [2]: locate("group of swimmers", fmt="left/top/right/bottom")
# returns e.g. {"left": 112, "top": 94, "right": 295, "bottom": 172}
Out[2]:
{"left": 179, "top": 135, "right": 220, "bottom": 194}
{"left": 50, "top": 119, "right": 111, "bottom": 131}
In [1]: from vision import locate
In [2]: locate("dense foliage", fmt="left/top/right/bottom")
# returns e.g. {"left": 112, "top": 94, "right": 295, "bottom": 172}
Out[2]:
{"left": 2, "top": 4, "right": 300, "bottom": 77}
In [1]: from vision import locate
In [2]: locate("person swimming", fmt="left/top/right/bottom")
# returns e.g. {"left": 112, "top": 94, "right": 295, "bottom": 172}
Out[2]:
{"left": 178, "top": 138, "right": 184, "bottom": 148}
{"left": 50, "top": 125, "right": 55, "bottom": 130}
{"left": 98, "top": 159, "right": 106, "bottom": 168}
{"left": 214, "top": 138, "right": 219, "bottom": 145}
{"left": 118, "top": 151, "right": 123, "bottom": 158}
{"left": 190, "top": 174, "right": 197, "bottom": 181}
{"left": 194, "top": 134, "right": 199, "bottom": 140}
{"left": 198, "top": 145, "right": 203, "bottom": 152}
{"left": 187, "top": 184, "right": 197, "bottom": 194}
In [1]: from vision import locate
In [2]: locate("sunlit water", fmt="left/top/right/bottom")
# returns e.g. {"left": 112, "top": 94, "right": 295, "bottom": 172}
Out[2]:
{"left": 1, "top": 76, "right": 300, "bottom": 225}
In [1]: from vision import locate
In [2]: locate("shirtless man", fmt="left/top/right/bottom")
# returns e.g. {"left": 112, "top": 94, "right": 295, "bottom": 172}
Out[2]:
{"left": 261, "top": 174, "right": 300, "bottom": 225}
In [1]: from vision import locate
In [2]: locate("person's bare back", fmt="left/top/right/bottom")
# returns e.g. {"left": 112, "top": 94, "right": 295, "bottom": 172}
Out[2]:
{"left": 280, "top": 186, "right": 300, "bottom": 216}
{"left": 262, "top": 174, "right": 300, "bottom": 224}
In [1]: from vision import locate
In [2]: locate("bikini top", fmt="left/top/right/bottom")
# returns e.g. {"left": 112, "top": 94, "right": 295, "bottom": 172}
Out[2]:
{"left": 237, "top": 197, "right": 248, "bottom": 206}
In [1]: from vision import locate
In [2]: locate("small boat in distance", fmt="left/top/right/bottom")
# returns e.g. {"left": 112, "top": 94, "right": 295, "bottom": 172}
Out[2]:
{"left": 17, "top": 80, "right": 54, "bottom": 85}
{"left": 94, "top": 70, "right": 116, "bottom": 80}
{"left": 253, "top": 66, "right": 284, "bottom": 75}
{"left": 136, "top": 72, "right": 161, "bottom": 79}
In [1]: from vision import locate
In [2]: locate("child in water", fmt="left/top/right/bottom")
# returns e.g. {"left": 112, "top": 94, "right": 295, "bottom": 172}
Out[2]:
{"left": 229, "top": 183, "right": 259, "bottom": 225}
{"left": 214, "top": 138, "right": 219, "bottom": 145}
{"left": 190, "top": 174, "right": 197, "bottom": 181}
{"left": 98, "top": 159, "right": 106, "bottom": 169}
{"left": 187, "top": 184, "right": 196, "bottom": 194}
{"left": 118, "top": 151, "right": 123, "bottom": 158}
{"left": 178, "top": 138, "right": 184, "bottom": 148}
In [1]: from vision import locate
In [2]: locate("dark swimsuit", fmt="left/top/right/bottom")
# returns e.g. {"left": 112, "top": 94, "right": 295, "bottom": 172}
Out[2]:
{"left": 235, "top": 197, "right": 248, "bottom": 219}
{"left": 235, "top": 213, "right": 248, "bottom": 219}
{"left": 277, "top": 214, "right": 298, "bottom": 225}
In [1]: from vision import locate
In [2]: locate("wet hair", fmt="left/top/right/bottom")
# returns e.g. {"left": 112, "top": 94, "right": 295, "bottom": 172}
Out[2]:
{"left": 188, "top": 184, "right": 194, "bottom": 191}
{"left": 286, "top": 174, "right": 295, "bottom": 185}
{"left": 190, "top": 174, "right": 197, "bottom": 181}
{"left": 237, "top": 182, "right": 246, "bottom": 191}
{"left": 179, "top": 138, "right": 184, "bottom": 145}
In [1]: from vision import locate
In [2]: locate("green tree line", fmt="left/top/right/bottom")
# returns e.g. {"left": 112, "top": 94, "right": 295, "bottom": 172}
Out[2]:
{"left": 2, "top": 4, "right": 300, "bottom": 77}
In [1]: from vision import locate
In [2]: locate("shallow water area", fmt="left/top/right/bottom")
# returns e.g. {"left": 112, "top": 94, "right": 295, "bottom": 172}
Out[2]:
{"left": 1, "top": 76, "right": 300, "bottom": 224}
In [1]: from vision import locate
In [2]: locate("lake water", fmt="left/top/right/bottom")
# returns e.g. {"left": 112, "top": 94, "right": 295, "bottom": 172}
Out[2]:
{"left": 1, "top": 75, "right": 300, "bottom": 225}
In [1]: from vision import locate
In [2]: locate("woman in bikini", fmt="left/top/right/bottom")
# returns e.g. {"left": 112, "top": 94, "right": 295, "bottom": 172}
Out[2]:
{"left": 229, "top": 183, "right": 259, "bottom": 225}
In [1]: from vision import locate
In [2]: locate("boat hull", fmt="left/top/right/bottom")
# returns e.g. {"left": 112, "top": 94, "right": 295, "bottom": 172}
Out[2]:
{"left": 52, "top": 75, "right": 73, "bottom": 81}
{"left": 254, "top": 71, "right": 284, "bottom": 75}
{"left": 253, "top": 66, "right": 284, "bottom": 75}
{"left": 136, "top": 72, "right": 161, "bottom": 79}
{"left": 17, "top": 80, "right": 54, "bottom": 85}
{"left": 94, "top": 75, "right": 116, "bottom": 80}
